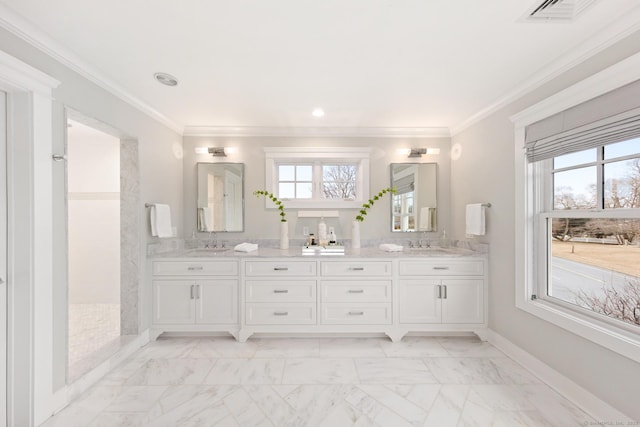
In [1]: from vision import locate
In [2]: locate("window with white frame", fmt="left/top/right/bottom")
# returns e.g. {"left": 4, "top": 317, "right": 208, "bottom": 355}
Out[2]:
{"left": 521, "top": 77, "right": 640, "bottom": 336}
{"left": 265, "top": 147, "right": 370, "bottom": 209}
{"left": 532, "top": 140, "right": 640, "bottom": 330}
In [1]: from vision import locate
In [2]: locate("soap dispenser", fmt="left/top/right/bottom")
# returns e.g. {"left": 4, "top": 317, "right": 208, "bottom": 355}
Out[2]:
{"left": 440, "top": 229, "right": 451, "bottom": 249}
{"left": 318, "top": 217, "right": 328, "bottom": 246}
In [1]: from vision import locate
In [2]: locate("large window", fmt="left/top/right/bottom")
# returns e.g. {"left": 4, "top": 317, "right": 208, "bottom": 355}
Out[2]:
{"left": 535, "top": 140, "right": 640, "bottom": 330}
{"left": 265, "top": 147, "right": 370, "bottom": 209}
{"left": 514, "top": 56, "right": 640, "bottom": 363}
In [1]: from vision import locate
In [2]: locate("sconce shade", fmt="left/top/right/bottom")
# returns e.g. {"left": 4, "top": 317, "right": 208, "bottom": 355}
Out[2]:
{"left": 408, "top": 148, "right": 427, "bottom": 158}
{"left": 208, "top": 147, "right": 227, "bottom": 157}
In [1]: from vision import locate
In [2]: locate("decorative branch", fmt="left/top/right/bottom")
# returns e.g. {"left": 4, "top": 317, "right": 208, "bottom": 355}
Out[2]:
{"left": 355, "top": 187, "right": 396, "bottom": 222}
{"left": 253, "top": 190, "right": 287, "bottom": 222}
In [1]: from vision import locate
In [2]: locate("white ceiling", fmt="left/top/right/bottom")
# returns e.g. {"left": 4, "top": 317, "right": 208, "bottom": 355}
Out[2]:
{"left": 2, "top": 0, "right": 640, "bottom": 135}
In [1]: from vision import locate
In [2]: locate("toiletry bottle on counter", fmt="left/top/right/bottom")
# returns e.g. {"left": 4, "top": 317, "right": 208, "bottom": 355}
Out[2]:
{"left": 328, "top": 227, "right": 337, "bottom": 245}
{"left": 318, "top": 217, "right": 327, "bottom": 245}
{"left": 308, "top": 233, "right": 316, "bottom": 246}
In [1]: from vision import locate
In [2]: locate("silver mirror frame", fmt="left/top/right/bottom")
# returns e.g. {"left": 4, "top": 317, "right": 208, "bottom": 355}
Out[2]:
{"left": 196, "top": 162, "right": 245, "bottom": 232}
{"left": 390, "top": 163, "right": 438, "bottom": 233}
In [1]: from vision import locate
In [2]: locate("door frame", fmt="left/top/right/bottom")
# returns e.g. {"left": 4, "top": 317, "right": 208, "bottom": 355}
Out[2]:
{"left": 0, "top": 50, "right": 59, "bottom": 426}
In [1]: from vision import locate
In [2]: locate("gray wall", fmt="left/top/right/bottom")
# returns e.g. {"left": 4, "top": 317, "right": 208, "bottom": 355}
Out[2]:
{"left": 183, "top": 136, "right": 451, "bottom": 243}
{"left": 0, "top": 27, "right": 183, "bottom": 392}
{"left": 450, "top": 30, "right": 640, "bottom": 419}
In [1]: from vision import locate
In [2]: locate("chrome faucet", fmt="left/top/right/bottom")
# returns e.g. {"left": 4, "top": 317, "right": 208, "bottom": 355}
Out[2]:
{"left": 419, "top": 232, "right": 431, "bottom": 248}
{"left": 205, "top": 231, "right": 217, "bottom": 248}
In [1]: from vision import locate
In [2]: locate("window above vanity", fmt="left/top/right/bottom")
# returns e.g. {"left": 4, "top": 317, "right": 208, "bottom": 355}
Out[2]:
{"left": 264, "top": 147, "right": 371, "bottom": 209}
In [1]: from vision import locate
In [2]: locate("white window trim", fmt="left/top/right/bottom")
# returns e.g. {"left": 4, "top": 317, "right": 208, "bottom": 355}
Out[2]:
{"left": 511, "top": 51, "right": 640, "bottom": 364}
{"left": 264, "top": 147, "right": 370, "bottom": 209}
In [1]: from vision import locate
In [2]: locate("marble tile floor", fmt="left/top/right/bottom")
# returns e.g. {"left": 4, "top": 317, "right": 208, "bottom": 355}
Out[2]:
{"left": 43, "top": 336, "right": 594, "bottom": 427}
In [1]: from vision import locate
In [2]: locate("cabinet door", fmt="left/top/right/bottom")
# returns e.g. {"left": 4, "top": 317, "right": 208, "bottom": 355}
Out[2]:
{"left": 399, "top": 280, "right": 441, "bottom": 324}
{"left": 196, "top": 280, "right": 238, "bottom": 324}
{"left": 153, "top": 281, "right": 195, "bottom": 324}
{"left": 441, "top": 279, "right": 483, "bottom": 324}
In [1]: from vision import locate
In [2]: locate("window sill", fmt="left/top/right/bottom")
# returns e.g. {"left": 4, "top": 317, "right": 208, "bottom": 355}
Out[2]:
{"left": 516, "top": 297, "right": 640, "bottom": 364}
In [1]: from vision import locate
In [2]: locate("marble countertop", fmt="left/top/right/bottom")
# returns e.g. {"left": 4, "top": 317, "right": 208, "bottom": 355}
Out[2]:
{"left": 152, "top": 246, "right": 485, "bottom": 259}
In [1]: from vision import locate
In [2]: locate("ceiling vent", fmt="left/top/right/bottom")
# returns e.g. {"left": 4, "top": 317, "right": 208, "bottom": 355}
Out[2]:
{"left": 523, "top": 0, "right": 599, "bottom": 21}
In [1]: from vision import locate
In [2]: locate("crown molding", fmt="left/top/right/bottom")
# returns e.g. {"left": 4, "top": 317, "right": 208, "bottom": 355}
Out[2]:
{"left": 450, "top": 5, "right": 640, "bottom": 136}
{"left": 0, "top": 3, "right": 183, "bottom": 135}
{"left": 183, "top": 126, "right": 451, "bottom": 138}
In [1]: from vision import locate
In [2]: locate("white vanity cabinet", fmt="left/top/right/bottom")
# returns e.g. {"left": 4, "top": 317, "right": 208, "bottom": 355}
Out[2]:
{"left": 398, "top": 260, "right": 486, "bottom": 333}
{"left": 244, "top": 260, "right": 317, "bottom": 327}
{"left": 151, "top": 260, "right": 240, "bottom": 340}
{"left": 148, "top": 253, "right": 487, "bottom": 342}
{"left": 319, "top": 261, "right": 392, "bottom": 325}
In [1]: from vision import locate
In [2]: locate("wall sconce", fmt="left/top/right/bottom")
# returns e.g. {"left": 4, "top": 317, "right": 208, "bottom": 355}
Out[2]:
{"left": 406, "top": 148, "right": 441, "bottom": 158}
{"left": 208, "top": 147, "right": 227, "bottom": 157}
{"left": 194, "top": 147, "right": 230, "bottom": 157}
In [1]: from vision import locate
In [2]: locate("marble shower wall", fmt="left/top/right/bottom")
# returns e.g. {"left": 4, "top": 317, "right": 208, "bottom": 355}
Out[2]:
{"left": 121, "top": 139, "right": 140, "bottom": 335}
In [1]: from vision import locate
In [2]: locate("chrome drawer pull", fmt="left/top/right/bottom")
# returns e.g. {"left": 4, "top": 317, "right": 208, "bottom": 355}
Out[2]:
{"left": 348, "top": 311, "right": 364, "bottom": 316}
{"left": 190, "top": 284, "right": 195, "bottom": 299}
{"left": 273, "top": 267, "right": 289, "bottom": 271}
{"left": 348, "top": 289, "right": 364, "bottom": 293}
{"left": 273, "top": 289, "right": 289, "bottom": 293}
{"left": 273, "top": 311, "right": 288, "bottom": 316}
{"left": 188, "top": 266, "right": 204, "bottom": 271}
{"left": 433, "top": 267, "right": 449, "bottom": 270}
{"left": 443, "top": 285, "right": 448, "bottom": 299}
{"left": 348, "top": 267, "right": 365, "bottom": 271}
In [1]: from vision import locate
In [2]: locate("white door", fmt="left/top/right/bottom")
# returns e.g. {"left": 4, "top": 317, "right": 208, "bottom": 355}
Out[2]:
{"left": 441, "top": 279, "right": 484, "bottom": 324}
{"left": 0, "top": 90, "right": 7, "bottom": 427}
{"left": 196, "top": 280, "right": 238, "bottom": 324}
{"left": 152, "top": 281, "right": 195, "bottom": 324}
{"left": 398, "top": 279, "right": 441, "bottom": 324}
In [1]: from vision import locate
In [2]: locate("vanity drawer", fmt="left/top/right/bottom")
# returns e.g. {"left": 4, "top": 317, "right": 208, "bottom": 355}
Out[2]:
{"left": 245, "top": 261, "right": 316, "bottom": 277}
{"left": 320, "top": 261, "right": 392, "bottom": 277}
{"left": 246, "top": 280, "right": 316, "bottom": 302}
{"left": 399, "top": 260, "right": 484, "bottom": 276}
{"left": 245, "top": 303, "right": 316, "bottom": 325}
{"left": 321, "top": 303, "right": 392, "bottom": 325}
{"left": 153, "top": 260, "right": 239, "bottom": 276}
{"left": 320, "top": 281, "right": 391, "bottom": 302}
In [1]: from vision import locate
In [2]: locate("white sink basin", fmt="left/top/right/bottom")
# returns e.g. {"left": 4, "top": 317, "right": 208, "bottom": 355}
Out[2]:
{"left": 187, "top": 248, "right": 230, "bottom": 255}
{"left": 405, "top": 247, "right": 458, "bottom": 254}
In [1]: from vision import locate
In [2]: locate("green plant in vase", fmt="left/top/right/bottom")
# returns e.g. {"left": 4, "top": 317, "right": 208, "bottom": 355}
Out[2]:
{"left": 253, "top": 190, "right": 287, "bottom": 222}
{"left": 355, "top": 187, "right": 396, "bottom": 222}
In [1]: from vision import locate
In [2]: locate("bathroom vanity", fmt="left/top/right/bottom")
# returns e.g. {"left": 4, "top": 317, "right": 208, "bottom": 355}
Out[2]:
{"left": 149, "top": 247, "right": 487, "bottom": 342}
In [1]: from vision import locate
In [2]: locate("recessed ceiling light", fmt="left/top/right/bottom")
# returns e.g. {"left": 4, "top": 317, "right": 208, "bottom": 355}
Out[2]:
{"left": 312, "top": 108, "right": 325, "bottom": 118}
{"left": 154, "top": 72, "right": 178, "bottom": 87}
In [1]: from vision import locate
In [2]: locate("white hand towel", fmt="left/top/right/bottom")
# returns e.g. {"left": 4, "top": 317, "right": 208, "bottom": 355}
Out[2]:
{"left": 419, "top": 207, "right": 435, "bottom": 231}
{"left": 379, "top": 243, "right": 404, "bottom": 252}
{"left": 234, "top": 242, "right": 258, "bottom": 252}
{"left": 150, "top": 204, "right": 173, "bottom": 238}
{"left": 465, "top": 203, "right": 486, "bottom": 236}
{"left": 198, "top": 207, "right": 213, "bottom": 232}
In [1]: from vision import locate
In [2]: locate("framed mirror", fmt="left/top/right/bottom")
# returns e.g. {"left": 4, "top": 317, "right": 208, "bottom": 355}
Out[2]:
{"left": 197, "top": 163, "right": 244, "bottom": 232}
{"left": 390, "top": 163, "right": 437, "bottom": 232}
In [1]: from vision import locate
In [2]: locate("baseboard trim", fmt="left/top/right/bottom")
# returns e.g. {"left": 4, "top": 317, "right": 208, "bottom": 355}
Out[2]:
{"left": 49, "top": 330, "right": 150, "bottom": 417}
{"left": 486, "top": 329, "right": 631, "bottom": 423}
